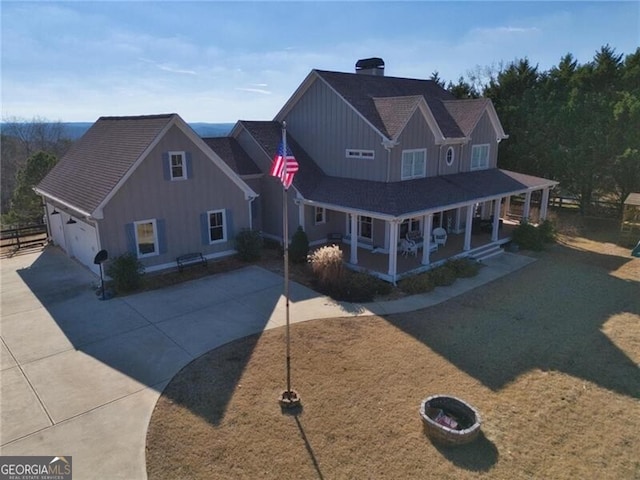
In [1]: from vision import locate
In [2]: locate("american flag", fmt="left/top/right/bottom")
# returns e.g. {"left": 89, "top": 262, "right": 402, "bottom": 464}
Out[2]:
{"left": 270, "top": 140, "right": 299, "bottom": 189}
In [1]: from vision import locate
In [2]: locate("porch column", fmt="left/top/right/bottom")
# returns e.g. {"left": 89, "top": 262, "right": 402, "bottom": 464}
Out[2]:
{"left": 421, "top": 213, "right": 433, "bottom": 265}
{"left": 523, "top": 191, "right": 532, "bottom": 222}
{"left": 350, "top": 214, "right": 358, "bottom": 265}
{"left": 464, "top": 205, "right": 473, "bottom": 251}
{"left": 491, "top": 197, "right": 502, "bottom": 242}
{"left": 388, "top": 220, "right": 399, "bottom": 279}
{"left": 455, "top": 207, "right": 462, "bottom": 233}
{"left": 503, "top": 196, "right": 511, "bottom": 218}
{"left": 540, "top": 187, "right": 550, "bottom": 221}
{"left": 298, "top": 201, "right": 305, "bottom": 228}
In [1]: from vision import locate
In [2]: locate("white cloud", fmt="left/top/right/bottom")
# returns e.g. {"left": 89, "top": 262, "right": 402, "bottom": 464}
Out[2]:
{"left": 235, "top": 88, "right": 272, "bottom": 95}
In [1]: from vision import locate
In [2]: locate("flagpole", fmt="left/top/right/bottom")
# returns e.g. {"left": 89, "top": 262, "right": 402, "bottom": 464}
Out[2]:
{"left": 279, "top": 121, "right": 300, "bottom": 409}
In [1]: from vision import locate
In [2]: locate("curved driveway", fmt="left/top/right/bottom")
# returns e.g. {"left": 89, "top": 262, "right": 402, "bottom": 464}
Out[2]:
{"left": 0, "top": 246, "right": 533, "bottom": 479}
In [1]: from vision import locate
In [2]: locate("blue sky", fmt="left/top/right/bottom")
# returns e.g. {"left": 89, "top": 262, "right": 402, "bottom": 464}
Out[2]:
{"left": 2, "top": 1, "right": 639, "bottom": 123}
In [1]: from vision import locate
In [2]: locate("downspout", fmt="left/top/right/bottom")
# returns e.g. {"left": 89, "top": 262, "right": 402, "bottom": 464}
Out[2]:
{"left": 248, "top": 196, "right": 256, "bottom": 230}
{"left": 382, "top": 138, "right": 397, "bottom": 182}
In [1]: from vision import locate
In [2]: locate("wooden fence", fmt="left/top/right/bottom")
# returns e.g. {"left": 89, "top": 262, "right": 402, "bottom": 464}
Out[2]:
{"left": 0, "top": 223, "right": 48, "bottom": 250}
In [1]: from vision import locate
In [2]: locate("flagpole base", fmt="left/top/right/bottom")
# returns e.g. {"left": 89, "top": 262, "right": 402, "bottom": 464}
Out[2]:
{"left": 279, "top": 389, "right": 301, "bottom": 409}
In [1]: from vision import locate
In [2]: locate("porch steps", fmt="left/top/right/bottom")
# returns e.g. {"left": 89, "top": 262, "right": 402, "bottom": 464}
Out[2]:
{"left": 470, "top": 243, "right": 504, "bottom": 263}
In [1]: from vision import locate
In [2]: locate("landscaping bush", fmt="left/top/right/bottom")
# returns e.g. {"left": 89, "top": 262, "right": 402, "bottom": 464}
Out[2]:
{"left": 429, "top": 264, "right": 457, "bottom": 287}
{"left": 308, "top": 244, "right": 344, "bottom": 289}
{"left": 289, "top": 226, "right": 309, "bottom": 264}
{"left": 446, "top": 258, "right": 481, "bottom": 278}
{"left": 327, "top": 271, "right": 391, "bottom": 303}
{"left": 538, "top": 219, "right": 557, "bottom": 243}
{"left": 512, "top": 221, "right": 550, "bottom": 251}
{"left": 106, "top": 253, "right": 145, "bottom": 294}
{"left": 235, "top": 229, "right": 263, "bottom": 262}
{"left": 398, "top": 272, "right": 435, "bottom": 294}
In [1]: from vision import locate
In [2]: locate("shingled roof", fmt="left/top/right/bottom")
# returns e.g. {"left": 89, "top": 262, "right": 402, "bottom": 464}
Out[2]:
{"left": 37, "top": 114, "right": 175, "bottom": 215}
{"left": 304, "top": 169, "right": 557, "bottom": 218}
{"left": 202, "top": 137, "right": 261, "bottom": 176}
{"left": 314, "top": 70, "right": 465, "bottom": 139}
{"left": 237, "top": 120, "right": 326, "bottom": 195}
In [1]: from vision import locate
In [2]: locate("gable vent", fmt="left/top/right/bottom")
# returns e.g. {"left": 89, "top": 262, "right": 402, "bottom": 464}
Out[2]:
{"left": 355, "top": 57, "right": 385, "bottom": 76}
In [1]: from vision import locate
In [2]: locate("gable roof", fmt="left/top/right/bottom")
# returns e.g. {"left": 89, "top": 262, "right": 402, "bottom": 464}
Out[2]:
{"left": 314, "top": 70, "right": 465, "bottom": 139}
{"left": 37, "top": 114, "right": 175, "bottom": 217}
{"left": 443, "top": 98, "right": 508, "bottom": 140}
{"left": 276, "top": 69, "right": 511, "bottom": 144}
{"left": 36, "top": 114, "right": 256, "bottom": 218}
{"left": 202, "top": 137, "right": 261, "bottom": 176}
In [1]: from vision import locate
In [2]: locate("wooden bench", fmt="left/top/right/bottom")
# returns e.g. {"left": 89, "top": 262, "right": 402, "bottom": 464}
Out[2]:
{"left": 176, "top": 252, "right": 207, "bottom": 272}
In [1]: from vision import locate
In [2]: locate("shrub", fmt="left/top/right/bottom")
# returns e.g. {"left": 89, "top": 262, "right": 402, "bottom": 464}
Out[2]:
{"left": 398, "top": 272, "right": 435, "bottom": 295}
{"left": 106, "top": 253, "right": 145, "bottom": 294}
{"left": 328, "top": 271, "right": 391, "bottom": 302}
{"left": 429, "top": 264, "right": 457, "bottom": 287}
{"left": 446, "top": 258, "right": 480, "bottom": 278}
{"left": 289, "top": 226, "right": 309, "bottom": 264}
{"left": 538, "top": 219, "right": 557, "bottom": 243}
{"left": 308, "top": 244, "right": 343, "bottom": 288}
{"left": 235, "top": 229, "right": 263, "bottom": 262}
{"left": 513, "top": 221, "right": 545, "bottom": 250}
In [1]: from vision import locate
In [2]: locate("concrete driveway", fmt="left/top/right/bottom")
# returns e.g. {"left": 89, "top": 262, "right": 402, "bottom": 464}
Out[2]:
{"left": 0, "top": 246, "right": 345, "bottom": 479}
{"left": 1, "top": 245, "right": 534, "bottom": 479}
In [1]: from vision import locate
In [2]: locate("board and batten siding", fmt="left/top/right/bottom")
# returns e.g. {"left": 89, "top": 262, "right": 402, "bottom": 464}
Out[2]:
{"left": 235, "top": 127, "right": 288, "bottom": 241}
{"left": 388, "top": 112, "right": 437, "bottom": 181}
{"left": 99, "top": 124, "right": 250, "bottom": 267}
{"left": 460, "top": 111, "right": 499, "bottom": 172}
{"left": 285, "top": 79, "right": 388, "bottom": 181}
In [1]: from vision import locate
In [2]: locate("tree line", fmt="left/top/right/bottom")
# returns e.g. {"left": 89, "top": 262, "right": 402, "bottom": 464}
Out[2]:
{"left": 434, "top": 44, "right": 640, "bottom": 215}
{"left": 2, "top": 45, "right": 638, "bottom": 226}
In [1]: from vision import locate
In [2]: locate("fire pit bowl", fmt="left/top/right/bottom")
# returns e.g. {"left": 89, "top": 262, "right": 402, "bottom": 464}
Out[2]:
{"left": 420, "top": 395, "right": 481, "bottom": 446}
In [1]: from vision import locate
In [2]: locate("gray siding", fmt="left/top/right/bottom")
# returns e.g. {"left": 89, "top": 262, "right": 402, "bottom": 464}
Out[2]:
{"left": 302, "top": 205, "right": 344, "bottom": 244}
{"left": 285, "top": 79, "right": 388, "bottom": 181}
{"left": 388, "top": 112, "right": 437, "bottom": 181}
{"left": 438, "top": 144, "right": 464, "bottom": 176}
{"left": 235, "top": 127, "right": 286, "bottom": 240}
{"left": 460, "top": 111, "right": 499, "bottom": 172}
{"left": 99, "top": 125, "right": 250, "bottom": 268}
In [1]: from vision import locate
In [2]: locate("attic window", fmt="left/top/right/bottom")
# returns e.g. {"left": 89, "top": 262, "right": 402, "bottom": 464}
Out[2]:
{"left": 170, "top": 151, "right": 186, "bottom": 180}
{"left": 446, "top": 147, "right": 454, "bottom": 166}
{"left": 346, "top": 149, "right": 375, "bottom": 160}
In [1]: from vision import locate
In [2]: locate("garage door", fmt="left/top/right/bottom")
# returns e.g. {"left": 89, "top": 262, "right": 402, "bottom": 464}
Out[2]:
{"left": 48, "top": 209, "right": 66, "bottom": 252}
{"left": 67, "top": 218, "right": 100, "bottom": 275}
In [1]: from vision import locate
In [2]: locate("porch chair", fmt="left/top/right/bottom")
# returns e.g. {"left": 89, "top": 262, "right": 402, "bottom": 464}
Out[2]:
{"left": 400, "top": 238, "right": 418, "bottom": 257}
{"left": 432, "top": 227, "right": 448, "bottom": 247}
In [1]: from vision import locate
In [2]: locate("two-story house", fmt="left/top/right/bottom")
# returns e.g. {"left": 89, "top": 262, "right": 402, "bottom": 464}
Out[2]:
{"left": 37, "top": 58, "right": 557, "bottom": 282}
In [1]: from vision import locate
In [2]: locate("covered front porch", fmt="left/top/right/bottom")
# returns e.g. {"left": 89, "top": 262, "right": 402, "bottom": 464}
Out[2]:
{"left": 332, "top": 220, "right": 517, "bottom": 282}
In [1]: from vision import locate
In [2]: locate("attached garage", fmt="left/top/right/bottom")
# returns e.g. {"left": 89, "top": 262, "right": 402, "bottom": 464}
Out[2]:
{"left": 65, "top": 217, "right": 100, "bottom": 275}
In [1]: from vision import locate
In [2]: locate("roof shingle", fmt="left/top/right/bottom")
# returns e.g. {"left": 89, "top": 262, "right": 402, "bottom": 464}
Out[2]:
{"left": 37, "top": 114, "right": 175, "bottom": 214}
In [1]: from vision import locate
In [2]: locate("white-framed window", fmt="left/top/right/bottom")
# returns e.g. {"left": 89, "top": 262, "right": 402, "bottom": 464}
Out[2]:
{"left": 315, "top": 207, "right": 326, "bottom": 224}
{"left": 346, "top": 149, "right": 375, "bottom": 160}
{"left": 471, "top": 144, "right": 490, "bottom": 171}
{"left": 401, "top": 149, "right": 427, "bottom": 179}
{"left": 359, "top": 216, "right": 373, "bottom": 240}
{"left": 134, "top": 219, "right": 159, "bottom": 258}
{"left": 169, "top": 151, "right": 186, "bottom": 180}
{"left": 446, "top": 146, "right": 455, "bottom": 166}
{"left": 207, "top": 209, "right": 227, "bottom": 244}
{"left": 400, "top": 218, "right": 421, "bottom": 238}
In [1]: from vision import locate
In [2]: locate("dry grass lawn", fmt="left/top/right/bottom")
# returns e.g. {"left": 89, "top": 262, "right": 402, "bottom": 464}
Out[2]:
{"left": 146, "top": 217, "right": 640, "bottom": 479}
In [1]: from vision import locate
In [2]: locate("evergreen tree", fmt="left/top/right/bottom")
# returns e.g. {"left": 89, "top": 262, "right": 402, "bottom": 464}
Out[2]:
{"left": 8, "top": 151, "right": 57, "bottom": 225}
